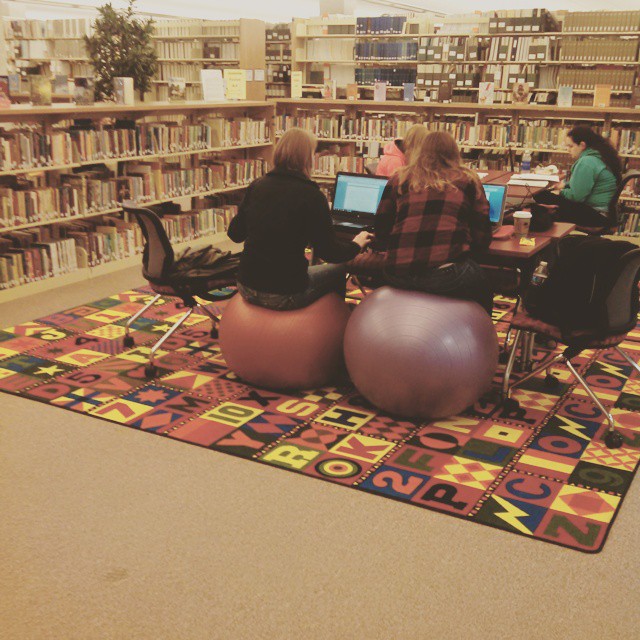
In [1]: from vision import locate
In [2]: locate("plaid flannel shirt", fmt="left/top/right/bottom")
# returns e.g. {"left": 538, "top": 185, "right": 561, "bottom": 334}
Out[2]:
{"left": 375, "top": 172, "right": 492, "bottom": 276}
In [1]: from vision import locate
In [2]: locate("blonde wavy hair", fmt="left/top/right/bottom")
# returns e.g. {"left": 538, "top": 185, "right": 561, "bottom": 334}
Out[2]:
{"left": 401, "top": 124, "right": 429, "bottom": 163}
{"left": 274, "top": 127, "right": 317, "bottom": 177}
{"left": 398, "top": 130, "right": 478, "bottom": 192}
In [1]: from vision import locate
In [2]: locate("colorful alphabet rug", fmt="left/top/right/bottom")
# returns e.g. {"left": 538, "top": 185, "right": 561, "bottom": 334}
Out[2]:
{"left": 1, "top": 288, "right": 639, "bottom": 552}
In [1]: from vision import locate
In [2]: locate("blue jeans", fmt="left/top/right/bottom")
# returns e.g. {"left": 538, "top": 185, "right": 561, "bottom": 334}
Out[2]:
{"left": 238, "top": 264, "right": 347, "bottom": 311}
{"left": 385, "top": 258, "right": 494, "bottom": 315}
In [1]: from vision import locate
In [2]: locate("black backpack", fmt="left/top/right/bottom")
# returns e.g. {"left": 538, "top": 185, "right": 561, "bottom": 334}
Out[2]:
{"left": 523, "top": 236, "right": 638, "bottom": 338}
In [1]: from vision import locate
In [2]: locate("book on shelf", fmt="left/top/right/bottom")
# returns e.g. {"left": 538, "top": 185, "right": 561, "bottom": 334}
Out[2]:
{"left": 437, "top": 81, "right": 452, "bottom": 103}
{"left": 29, "top": 76, "right": 52, "bottom": 106}
{"left": 593, "top": 84, "right": 612, "bottom": 108}
{"left": 53, "top": 75, "right": 70, "bottom": 96}
{"left": 291, "top": 71, "right": 302, "bottom": 99}
{"left": 168, "top": 77, "right": 187, "bottom": 102}
{"left": 346, "top": 83, "right": 358, "bottom": 101}
{"left": 557, "top": 85, "right": 573, "bottom": 108}
{"left": 73, "top": 77, "right": 95, "bottom": 105}
{"left": 373, "top": 82, "right": 387, "bottom": 102}
{"left": 632, "top": 86, "right": 640, "bottom": 109}
{"left": 223, "top": 69, "right": 247, "bottom": 101}
{"left": 322, "top": 80, "right": 337, "bottom": 100}
{"left": 479, "top": 82, "right": 495, "bottom": 105}
{"left": 113, "top": 77, "right": 135, "bottom": 105}
{"left": 511, "top": 81, "right": 530, "bottom": 104}
{"left": 0, "top": 77, "right": 10, "bottom": 108}
{"left": 403, "top": 83, "right": 415, "bottom": 102}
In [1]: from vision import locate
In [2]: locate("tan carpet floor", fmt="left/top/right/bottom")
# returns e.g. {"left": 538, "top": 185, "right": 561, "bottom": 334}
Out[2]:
{"left": 1, "top": 267, "right": 639, "bottom": 640}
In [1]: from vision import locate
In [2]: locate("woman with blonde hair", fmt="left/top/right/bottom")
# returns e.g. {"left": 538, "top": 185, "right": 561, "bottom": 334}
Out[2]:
{"left": 228, "top": 127, "right": 372, "bottom": 310}
{"left": 374, "top": 130, "right": 493, "bottom": 313}
{"left": 375, "top": 123, "right": 428, "bottom": 177}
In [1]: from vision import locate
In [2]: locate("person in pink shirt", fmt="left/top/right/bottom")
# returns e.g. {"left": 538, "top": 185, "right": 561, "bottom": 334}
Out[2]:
{"left": 375, "top": 124, "right": 428, "bottom": 177}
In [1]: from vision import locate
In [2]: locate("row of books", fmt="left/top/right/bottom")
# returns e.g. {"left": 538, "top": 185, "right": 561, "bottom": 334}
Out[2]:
{"left": 562, "top": 11, "right": 640, "bottom": 33}
{"left": 0, "top": 172, "right": 118, "bottom": 228}
{"left": 487, "top": 9, "right": 557, "bottom": 34}
{"left": 0, "top": 118, "right": 270, "bottom": 171}
{"left": 559, "top": 39, "right": 638, "bottom": 62}
{"left": 485, "top": 36, "right": 555, "bottom": 62}
{"left": 618, "top": 212, "right": 640, "bottom": 236}
{"left": 119, "top": 158, "right": 265, "bottom": 203}
{"left": 267, "top": 65, "right": 291, "bottom": 83}
{"left": 354, "top": 68, "right": 417, "bottom": 87}
{"left": 155, "top": 204, "right": 235, "bottom": 243}
{"left": 557, "top": 68, "right": 637, "bottom": 91}
{"left": 153, "top": 20, "right": 240, "bottom": 38}
{"left": 608, "top": 128, "right": 640, "bottom": 155}
{"left": 303, "top": 40, "right": 354, "bottom": 62}
{"left": 4, "top": 18, "right": 92, "bottom": 39}
{"left": 266, "top": 48, "right": 291, "bottom": 61}
{"left": 355, "top": 42, "right": 419, "bottom": 61}
{"left": 0, "top": 158, "right": 264, "bottom": 230}
{"left": 0, "top": 235, "right": 79, "bottom": 288}
{"left": 266, "top": 25, "right": 290, "bottom": 41}
{"left": 276, "top": 115, "right": 417, "bottom": 141}
{"left": 156, "top": 64, "right": 203, "bottom": 82}
{"left": 312, "top": 154, "right": 365, "bottom": 176}
{"left": 356, "top": 17, "right": 408, "bottom": 35}
{"left": 154, "top": 41, "right": 205, "bottom": 59}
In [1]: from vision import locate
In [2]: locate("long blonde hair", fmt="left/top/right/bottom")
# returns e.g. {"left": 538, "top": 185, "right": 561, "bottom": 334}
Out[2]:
{"left": 274, "top": 127, "right": 317, "bottom": 177}
{"left": 398, "top": 130, "right": 477, "bottom": 192}
{"left": 402, "top": 124, "right": 429, "bottom": 163}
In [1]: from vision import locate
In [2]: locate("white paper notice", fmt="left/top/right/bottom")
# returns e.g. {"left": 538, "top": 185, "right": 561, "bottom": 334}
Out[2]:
{"left": 201, "top": 69, "right": 225, "bottom": 102}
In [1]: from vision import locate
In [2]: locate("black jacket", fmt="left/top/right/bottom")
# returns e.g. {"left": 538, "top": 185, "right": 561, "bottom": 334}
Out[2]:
{"left": 227, "top": 168, "right": 360, "bottom": 294}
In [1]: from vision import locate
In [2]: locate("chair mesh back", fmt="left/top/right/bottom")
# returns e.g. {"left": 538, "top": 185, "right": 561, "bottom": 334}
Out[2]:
{"left": 610, "top": 171, "right": 640, "bottom": 229}
{"left": 122, "top": 204, "right": 174, "bottom": 279}
{"left": 605, "top": 249, "right": 640, "bottom": 332}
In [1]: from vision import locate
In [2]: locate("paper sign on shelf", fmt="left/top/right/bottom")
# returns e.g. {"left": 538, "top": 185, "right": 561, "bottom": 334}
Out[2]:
{"left": 224, "top": 69, "right": 247, "bottom": 100}
{"left": 201, "top": 69, "right": 225, "bottom": 102}
{"left": 254, "top": 69, "right": 265, "bottom": 82}
{"left": 291, "top": 71, "right": 303, "bottom": 99}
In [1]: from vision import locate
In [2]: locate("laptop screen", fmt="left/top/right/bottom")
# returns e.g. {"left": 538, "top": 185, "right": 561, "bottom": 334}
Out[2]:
{"left": 333, "top": 173, "right": 389, "bottom": 216}
{"left": 482, "top": 183, "right": 508, "bottom": 226}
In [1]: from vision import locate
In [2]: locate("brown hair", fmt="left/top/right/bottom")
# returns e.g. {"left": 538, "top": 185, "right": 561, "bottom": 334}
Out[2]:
{"left": 398, "top": 130, "right": 477, "bottom": 192}
{"left": 273, "top": 127, "right": 317, "bottom": 176}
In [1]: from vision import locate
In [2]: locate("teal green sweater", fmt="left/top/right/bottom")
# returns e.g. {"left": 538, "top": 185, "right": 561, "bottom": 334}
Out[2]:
{"left": 561, "top": 148, "right": 618, "bottom": 211}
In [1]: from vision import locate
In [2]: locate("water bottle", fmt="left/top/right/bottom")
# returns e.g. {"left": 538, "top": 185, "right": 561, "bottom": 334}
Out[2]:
{"left": 521, "top": 150, "right": 532, "bottom": 172}
{"left": 530, "top": 261, "right": 549, "bottom": 287}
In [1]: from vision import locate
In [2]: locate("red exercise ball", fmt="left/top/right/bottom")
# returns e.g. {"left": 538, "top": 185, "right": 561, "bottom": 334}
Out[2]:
{"left": 219, "top": 293, "right": 351, "bottom": 390}
{"left": 344, "top": 287, "right": 499, "bottom": 419}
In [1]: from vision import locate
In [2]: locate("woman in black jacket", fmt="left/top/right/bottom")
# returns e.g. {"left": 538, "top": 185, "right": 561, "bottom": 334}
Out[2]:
{"left": 227, "top": 128, "right": 372, "bottom": 310}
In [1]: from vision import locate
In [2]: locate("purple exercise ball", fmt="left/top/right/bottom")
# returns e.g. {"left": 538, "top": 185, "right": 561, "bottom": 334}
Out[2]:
{"left": 344, "top": 287, "right": 499, "bottom": 419}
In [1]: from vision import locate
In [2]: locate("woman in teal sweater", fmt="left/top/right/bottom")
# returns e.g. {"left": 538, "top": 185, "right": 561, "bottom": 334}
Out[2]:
{"left": 534, "top": 126, "right": 621, "bottom": 228}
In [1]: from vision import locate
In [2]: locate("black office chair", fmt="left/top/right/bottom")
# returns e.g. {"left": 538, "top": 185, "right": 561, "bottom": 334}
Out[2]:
{"left": 501, "top": 247, "right": 640, "bottom": 449}
{"left": 121, "top": 203, "right": 238, "bottom": 378}
{"left": 574, "top": 170, "right": 640, "bottom": 235}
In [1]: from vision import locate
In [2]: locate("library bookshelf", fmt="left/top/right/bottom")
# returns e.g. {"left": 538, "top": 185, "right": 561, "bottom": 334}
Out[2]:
{"left": 0, "top": 100, "right": 274, "bottom": 303}
{"left": 275, "top": 98, "right": 640, "bottom": 240}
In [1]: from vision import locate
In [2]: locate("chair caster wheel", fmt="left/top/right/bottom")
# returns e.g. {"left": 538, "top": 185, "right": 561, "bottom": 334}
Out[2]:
{"left": 544, "top": 374, "right": 560, "bottom": 390}
{"left": 604, "top": 430, "right": 624, "bottom": 449}
{"left": 210, "top": 327, "right": 219, "bottom": 339}
{"left": 502, "top": 397, "right": 520, "bottom": 412}
{"left": 123, "top": 335, "right": 135, "bottom": 348}
{"left": 144, "top": 364, "right": 158, "bottom": 378}
{"left": 498, "top": 350, "right": 509, "bottom": 365}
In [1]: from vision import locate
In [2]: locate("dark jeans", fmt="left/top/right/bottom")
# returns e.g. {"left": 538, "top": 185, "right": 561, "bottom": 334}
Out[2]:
{"left": 238, "top": 263, "right": 347, "bottom": 311}
{"left": 385, "top": 257, "right": 494, "bottom": 315}
{"left": 533, "top": 190, "right": 609, "bottom": 228}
